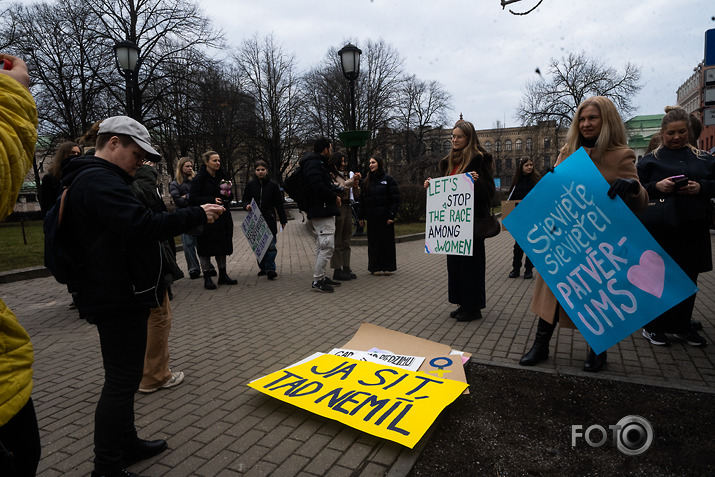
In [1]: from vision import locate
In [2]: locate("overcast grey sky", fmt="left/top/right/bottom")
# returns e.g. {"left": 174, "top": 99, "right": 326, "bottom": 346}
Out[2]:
{"left": 200, "top": 0, "right": 713, "bottom": 128}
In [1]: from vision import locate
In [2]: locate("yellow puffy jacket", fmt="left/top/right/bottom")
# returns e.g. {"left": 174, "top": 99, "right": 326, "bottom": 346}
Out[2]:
{"left": 0, "top": 73, "right": 38, "bottom": 426}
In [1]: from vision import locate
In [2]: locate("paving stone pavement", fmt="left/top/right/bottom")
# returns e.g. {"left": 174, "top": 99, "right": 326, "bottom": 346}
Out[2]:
{"left": 1, "top": 209, "right": 713, "bottom": 477}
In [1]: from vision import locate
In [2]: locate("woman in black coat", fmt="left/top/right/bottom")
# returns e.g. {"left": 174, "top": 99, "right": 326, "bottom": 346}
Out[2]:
{"left": 424, "top": 119, "right": 496, "bottom": 322}
{"left": 40, "top": 141, "right": 81, "bottom": 215}
{"left": 358, "top": 156, "right": 400, "bottom": 276}
{"left": 637, "top": 106, "right": 715, "bottom": 348}
{"left": 507, "top": 157, "right": 541, "bottom": 279}
{"left": 189, "top": 151, "right": 237, "bottom": 289}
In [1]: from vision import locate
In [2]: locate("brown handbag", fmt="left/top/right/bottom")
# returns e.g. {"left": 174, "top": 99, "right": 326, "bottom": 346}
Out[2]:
{"left": 475, "top": 213, "right": 501, "bottom": 239}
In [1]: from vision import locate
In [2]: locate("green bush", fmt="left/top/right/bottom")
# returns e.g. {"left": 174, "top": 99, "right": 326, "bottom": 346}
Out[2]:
{"left": 396, "top": 184, "right": 426, "bottom": 222}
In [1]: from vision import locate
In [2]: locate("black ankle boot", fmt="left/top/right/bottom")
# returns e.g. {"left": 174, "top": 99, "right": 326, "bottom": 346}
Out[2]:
{"left": 523, "top": 268, "right": 533, "bottom": 279}
{"left": 204, "top": 274, "right": 217, "bottom": 290}
{"left": 583, "top": 347, "right": 607, "bottom": 372}
{"left": 519, "top": 318, "right": 555, "bottom": 366}
{"left": 218, "top": 268, "right": 237, "bottom": 285}
{"left": 508, "top": 268, "right": 520, "bottom": 278}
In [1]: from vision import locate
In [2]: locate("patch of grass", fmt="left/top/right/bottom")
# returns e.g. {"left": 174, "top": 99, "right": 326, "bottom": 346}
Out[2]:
{"left": 0, "top": 219, "right": 425, "bottom": 273}
{"left": 0, "top": 220, "right": 45, "bottom": 271}
{"left": 395, "top": 221, "right": 425, "bottom": 236}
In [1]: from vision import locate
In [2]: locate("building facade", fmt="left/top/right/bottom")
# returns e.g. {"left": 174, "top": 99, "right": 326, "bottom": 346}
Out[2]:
{"left": 676, "top": 61, "right": 715, "bottom": 153}
{"left": 380, "top": 120, "right": 566, "bottom": 192}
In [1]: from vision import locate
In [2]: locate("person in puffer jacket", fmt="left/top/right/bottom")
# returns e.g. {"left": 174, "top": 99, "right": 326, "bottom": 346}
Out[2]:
{"left": 0, "top": 52, "right": 41, "bottom": 477}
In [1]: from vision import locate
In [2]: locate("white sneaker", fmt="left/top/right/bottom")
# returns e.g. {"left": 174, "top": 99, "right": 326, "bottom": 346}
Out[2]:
{"left": 139, "top": 371, "right": 185, "bottom": 393}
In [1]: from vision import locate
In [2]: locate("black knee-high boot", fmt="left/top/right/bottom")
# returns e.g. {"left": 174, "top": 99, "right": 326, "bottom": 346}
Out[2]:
{"left": 519, "top": 318, "right": 556, "bottom": 366}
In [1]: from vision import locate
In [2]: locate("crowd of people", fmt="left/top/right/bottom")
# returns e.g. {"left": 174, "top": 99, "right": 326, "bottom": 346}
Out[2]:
{"left": 2, "top": 47, "right": 714, "bottom": 477}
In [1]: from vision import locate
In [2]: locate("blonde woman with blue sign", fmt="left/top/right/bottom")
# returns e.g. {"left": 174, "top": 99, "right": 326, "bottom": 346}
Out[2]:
{"left": 423, "top": 118, "right": 496, "bottom": 322}
{"left": 520, "top": 96, "right": 647, "bottom": 372}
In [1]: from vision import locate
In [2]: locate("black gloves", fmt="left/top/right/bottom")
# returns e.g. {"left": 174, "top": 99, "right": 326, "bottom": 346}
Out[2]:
{"left": 607, "top": 179, "right": 639, "bottom": 200}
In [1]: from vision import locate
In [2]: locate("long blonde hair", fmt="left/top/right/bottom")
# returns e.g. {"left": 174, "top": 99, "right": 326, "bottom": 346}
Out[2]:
{"left": 175, "top": 156, "right": 194, "bottom": 185}
{"left": 443, "top": 120, "right": 487, "bottom": 175}
{"left": 561, "top": 96, "right": 628, "bottom": 157}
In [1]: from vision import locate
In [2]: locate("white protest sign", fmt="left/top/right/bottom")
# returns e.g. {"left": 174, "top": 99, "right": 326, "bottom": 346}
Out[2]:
{"left": 425, "top": 173, "right": 475, "bottom": 255}
{"left": 329, "top": 348, "right": 425, "bottom": 372}
{"left": 240, "top": 198, "right": 272, "bottom": 263}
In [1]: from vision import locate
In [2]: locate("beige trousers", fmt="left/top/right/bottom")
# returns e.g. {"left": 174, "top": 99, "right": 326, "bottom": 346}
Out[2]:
{"left": 139, "top": 290, "right": 173, "bottom": 389}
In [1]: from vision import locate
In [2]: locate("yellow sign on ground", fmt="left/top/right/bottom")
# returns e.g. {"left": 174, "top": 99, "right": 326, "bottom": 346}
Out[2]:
{"left": 248, "top": 353, "right": 468, "bottom": 448}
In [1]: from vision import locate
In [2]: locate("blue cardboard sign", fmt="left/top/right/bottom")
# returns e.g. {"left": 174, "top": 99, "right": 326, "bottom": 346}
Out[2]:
{"left": 503, "top": 148, "right": 697, "bottom": 354}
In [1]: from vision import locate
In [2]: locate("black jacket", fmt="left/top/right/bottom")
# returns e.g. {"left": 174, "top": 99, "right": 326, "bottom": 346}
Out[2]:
{"left": 169, "top": 177, "right": 192, "bottom": 208}
{"left": 509, "top": 175, "right": 537, "bottom": 201}
{"left": 61, "top": 156, "right": 206, "bottom": 319}
{"left": 358, "top": 171, "right": 400, "bottom": 221}
{"left": 189, "top": 164, "right": 234, "bottom": 256}
{"left": 300, "top": 152, "right": 340, "bottom": 219}
{"left": 242, "top": 175, "right": 288, "bottom": 236}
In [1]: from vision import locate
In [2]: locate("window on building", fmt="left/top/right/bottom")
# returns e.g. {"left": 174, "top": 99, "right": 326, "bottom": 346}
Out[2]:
{"left": 443, "top": 140, "right": 451, "bottom": 153}
{"left": 484, "top": 141, "right": 492, "bottom": 152}
{"left": 495, "top": 159, "right": 501, "bottom": 174}
{"left": 506, "top": 158, "right": 512, "bottom": 170}
{"left": 505, "top": 139, "right": 512, "bottom": 151}
{"left": 515, "top": 138, "right": 522, "bottom": 151}
{"left": 394, "top": 144, "right": 402, "bottom": 161}
{"left": 495, "top": 140, "right": 501, "bottom": 152}
{"left": 543, "top": 155, "right": 551, "bottom": 170}
{"left": 526, "top": 138, "right": 533, "bottom": 151}
{"left": 431, "top": 140, "right": 438, "bottom": 152}
{"left": 544, "top": 138, "right": 551, "bottom": 149}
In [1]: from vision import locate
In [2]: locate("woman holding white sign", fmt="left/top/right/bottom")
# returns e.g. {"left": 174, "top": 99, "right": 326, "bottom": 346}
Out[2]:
{"left": 424, "top": 119, "right": 496, "bottom": 322}
{"left": 637, "top": 106, "right": 715, "bottom": 348}
{"left": 520, "top": 96, "right": 647, "bottom": 372}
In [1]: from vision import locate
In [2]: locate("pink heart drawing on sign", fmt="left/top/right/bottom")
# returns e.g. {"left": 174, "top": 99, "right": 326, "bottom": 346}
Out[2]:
{"left": 627, "top": 250, "right": 665, "bottom": 298}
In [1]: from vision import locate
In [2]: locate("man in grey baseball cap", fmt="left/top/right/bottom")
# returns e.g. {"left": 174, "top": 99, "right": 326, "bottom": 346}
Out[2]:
{"left": 57, "top": 115, "right": 224, "bottom": 477}
{"left": 98, "top": 115, "right": 161, "bottom": 160}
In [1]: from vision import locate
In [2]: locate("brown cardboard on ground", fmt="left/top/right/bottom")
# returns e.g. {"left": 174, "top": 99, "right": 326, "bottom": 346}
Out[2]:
{"left": 341, "top": 322, "right": 470, "bottom": 392}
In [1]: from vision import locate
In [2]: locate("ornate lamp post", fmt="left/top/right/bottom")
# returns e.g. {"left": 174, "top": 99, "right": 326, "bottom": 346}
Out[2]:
{"left": 338, "top": 43, "right": 369, "bottom": 172}
{"left": 113, "top": 41, "right": 140, "bottom": 119}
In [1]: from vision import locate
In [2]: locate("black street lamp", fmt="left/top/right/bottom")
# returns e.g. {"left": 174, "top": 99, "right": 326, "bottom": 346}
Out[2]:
{"left": 338, "top": 43, "right": 369, "bottom": 173}
{"left": 113, "top": 40, "right": 140, "bottom": 119}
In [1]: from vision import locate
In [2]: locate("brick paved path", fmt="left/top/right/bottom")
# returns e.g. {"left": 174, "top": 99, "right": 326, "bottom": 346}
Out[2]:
{"left": 1, "top": 210, "right": 712, "bottom": 476}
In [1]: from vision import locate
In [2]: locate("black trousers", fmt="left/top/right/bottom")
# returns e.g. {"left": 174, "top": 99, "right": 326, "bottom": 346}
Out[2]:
{"left": 93, "top": 309, "right": 149, "bottom": 474}
{"left": 512, "top": 241, "right": 533, "bottom": 270}
{"left": 0, "top": 398, "right": 40, "bottom": 477}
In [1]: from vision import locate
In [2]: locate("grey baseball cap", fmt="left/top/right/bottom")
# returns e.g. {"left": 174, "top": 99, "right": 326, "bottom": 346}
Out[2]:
{"left": 98, "top": 116, "right": 161, "bottom": 159}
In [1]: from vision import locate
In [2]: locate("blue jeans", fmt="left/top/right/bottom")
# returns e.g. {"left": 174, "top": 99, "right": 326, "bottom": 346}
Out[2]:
{"left": 259, "top": 236, "right": 278, "bottom": 272}
{"left": 181, "top": 233, "right": 200, "bottom": 274}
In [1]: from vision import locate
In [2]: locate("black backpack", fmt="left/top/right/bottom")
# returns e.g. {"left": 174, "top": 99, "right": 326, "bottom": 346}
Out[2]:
{"left": 283, "top": 165, "right": 308, "bottom": 212}
{"left": 43, "top": 167, "right": 101, "bottom": 284}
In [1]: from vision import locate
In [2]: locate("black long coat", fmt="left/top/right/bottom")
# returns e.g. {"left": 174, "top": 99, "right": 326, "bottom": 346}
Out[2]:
{"left": 189, "top": 165, "right": 234, "bottom": 257}
{"left": 437, "top": 152, "right": 496, "bottom": 311}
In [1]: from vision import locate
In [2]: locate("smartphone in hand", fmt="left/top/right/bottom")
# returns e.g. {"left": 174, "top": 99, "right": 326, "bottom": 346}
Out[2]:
{"left": 671, "top": 175, "right": 688, "bottom": 191}
{"left": 0, "top": 59, "right": 12, "bottom": 70}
